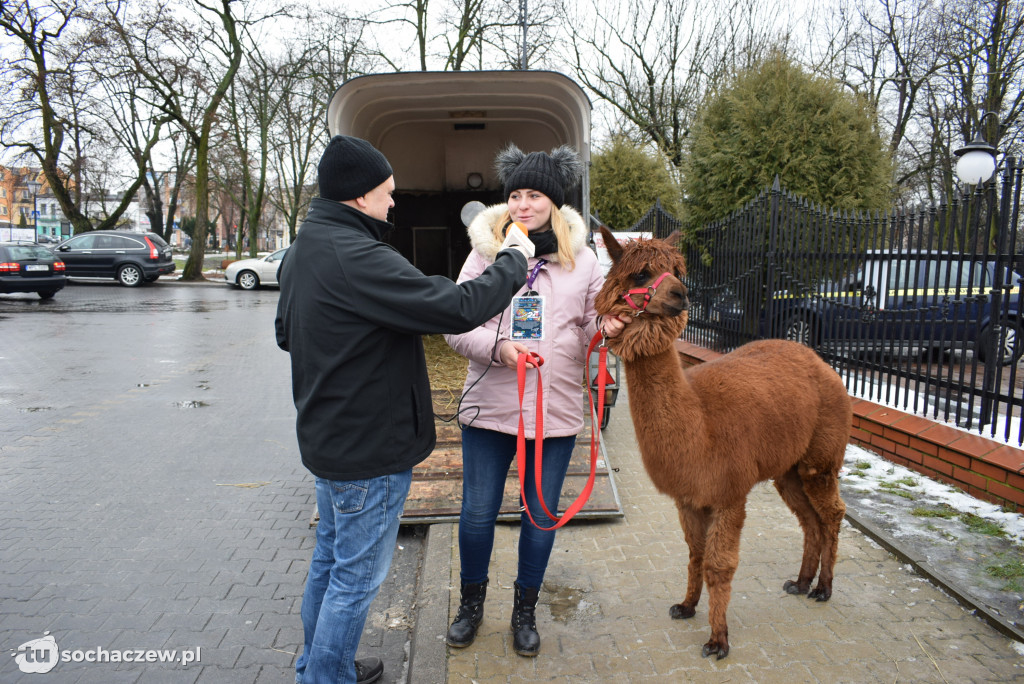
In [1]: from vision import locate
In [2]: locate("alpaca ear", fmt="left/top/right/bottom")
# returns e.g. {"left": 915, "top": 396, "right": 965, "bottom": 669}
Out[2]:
{"left": 599, "top": 225, "right": 623, "bottom": 263}
{"left": 664, "top": 230, "right": 682, "bottom": 249}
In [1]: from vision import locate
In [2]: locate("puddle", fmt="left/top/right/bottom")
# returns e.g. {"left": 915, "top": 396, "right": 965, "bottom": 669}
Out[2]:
{"left": 173, "top": 400, "right": 208, "bottom": 409}
{"left": 20, "top": 406, "right": 54, "bottom": 413}
{"left": 137, "top": 383, "right": 150, "bottom": 388}
{"left": 545, "top": 585, "right": 599, "bottom": 624}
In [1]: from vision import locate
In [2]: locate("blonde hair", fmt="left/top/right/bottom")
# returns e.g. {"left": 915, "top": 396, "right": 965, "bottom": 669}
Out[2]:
{"left": 493, "top": 207, "right": 577, "bottom": 271}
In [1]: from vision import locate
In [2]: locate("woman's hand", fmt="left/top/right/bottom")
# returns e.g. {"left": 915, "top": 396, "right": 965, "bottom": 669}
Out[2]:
{"left": 498, "top": 341, "right": 538, "bottom": 369}
{"left": 601, "top": 314, "right": 631, "bottom": 339}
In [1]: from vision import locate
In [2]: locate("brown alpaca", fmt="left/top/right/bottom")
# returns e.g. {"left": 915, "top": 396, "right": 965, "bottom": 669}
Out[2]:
{"left": 596, "top": 226, "right": 851, "bottom": 659}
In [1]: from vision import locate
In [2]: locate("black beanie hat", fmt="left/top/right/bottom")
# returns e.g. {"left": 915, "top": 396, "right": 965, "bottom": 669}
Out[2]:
{"left": 318, "top": 135, "right": 393, "bottom": 201}
{"left": 495, "top": 143, "right": 584, "bottom": 207}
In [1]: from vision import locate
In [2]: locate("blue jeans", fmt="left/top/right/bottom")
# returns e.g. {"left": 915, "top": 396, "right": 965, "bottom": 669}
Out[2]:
{"left": 296, "top": 471, "right": 412, "bottom": 684}
{"left": 458, "top": 426, "right": 577, "bottom": 588}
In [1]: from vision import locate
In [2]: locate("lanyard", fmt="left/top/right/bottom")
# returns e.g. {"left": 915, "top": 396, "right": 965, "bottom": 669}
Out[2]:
{"left": 526, "top": 258, "right": 548, "bottom": 290}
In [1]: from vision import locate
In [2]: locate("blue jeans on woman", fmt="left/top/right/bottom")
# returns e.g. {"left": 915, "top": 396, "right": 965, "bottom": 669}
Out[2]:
{"left": 296, "top": 470, "right": 412, "bottom": 684}
{"left": 458, "top": 426, "right": 577, "bottom": 588}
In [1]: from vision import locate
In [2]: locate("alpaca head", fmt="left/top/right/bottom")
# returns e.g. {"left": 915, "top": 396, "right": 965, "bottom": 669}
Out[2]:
{"left": 595, "top": 226, "right": 689, "bottom": 361}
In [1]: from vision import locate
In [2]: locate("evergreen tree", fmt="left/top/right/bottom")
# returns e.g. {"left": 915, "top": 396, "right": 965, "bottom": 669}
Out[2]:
{"left": 681, "top": 53, "right": 894, "bottom": 229}
{"left": 591, "top": 135, "right": 681, "bottom": 231}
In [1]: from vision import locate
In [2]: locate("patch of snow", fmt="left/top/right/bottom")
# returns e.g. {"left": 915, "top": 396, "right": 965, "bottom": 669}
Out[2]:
{"left": 844, "top": 444, "right": 1024, "bottom": 545}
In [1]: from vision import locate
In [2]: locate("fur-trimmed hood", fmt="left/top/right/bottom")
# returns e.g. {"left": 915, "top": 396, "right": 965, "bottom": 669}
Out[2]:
{"left": 466, "top": 203, "right": 589, "bottom": 263}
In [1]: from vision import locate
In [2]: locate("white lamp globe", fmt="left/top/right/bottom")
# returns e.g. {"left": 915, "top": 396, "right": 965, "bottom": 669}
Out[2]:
{"left": 955, "top": 149, "right": 997, "bottom": 185}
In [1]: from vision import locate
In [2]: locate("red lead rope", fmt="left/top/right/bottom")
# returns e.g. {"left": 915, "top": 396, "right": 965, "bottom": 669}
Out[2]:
{"left": 515, "top": 332, "right": 608, "bottom": 531}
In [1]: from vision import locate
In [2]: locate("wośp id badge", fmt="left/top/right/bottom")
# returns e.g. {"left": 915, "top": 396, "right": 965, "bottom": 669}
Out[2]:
{"left": 511, "top": 295, "right": 545, "bottom": 340}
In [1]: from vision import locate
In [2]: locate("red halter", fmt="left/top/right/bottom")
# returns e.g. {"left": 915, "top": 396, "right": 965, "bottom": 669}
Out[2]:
{"left": 621, "top": 271, "right": 673, "bottom": 315}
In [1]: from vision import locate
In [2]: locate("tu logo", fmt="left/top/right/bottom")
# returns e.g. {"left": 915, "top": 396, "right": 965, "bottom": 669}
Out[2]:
{"left": 11, "top": 632, "right": 58, "bottom": 674}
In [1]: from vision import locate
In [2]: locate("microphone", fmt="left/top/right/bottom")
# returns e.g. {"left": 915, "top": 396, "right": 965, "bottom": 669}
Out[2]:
{"left": 500, "top": 221, "right": 535, "bottom": 259}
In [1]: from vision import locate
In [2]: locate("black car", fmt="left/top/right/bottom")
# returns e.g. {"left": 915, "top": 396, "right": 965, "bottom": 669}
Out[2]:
{"left": 0, "top": 241, "right": 67, "bottom": 299}
{"left": 54, "top": 230, "right": 175, "bottom": 286}
{"left": 767, "top": 252, "right": 1023, "bottom": 365}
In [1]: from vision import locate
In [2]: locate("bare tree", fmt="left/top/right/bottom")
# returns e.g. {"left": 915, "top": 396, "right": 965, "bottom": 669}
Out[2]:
{"left": 0, "top": 0, "right": 158, "bottom": 232}
{"left": 140, "top": 128, "right": 196, "bottom": 242}
{"left": 566, "top": 0, "right": 786, "bottom": 168}
{"left": 367, "top": 0, "right": 554, "bottom": 71}
{"left": 102, "top": 0, "right": 281, "bottom": 279}
{"left": 480, "top": 0, "right": 561, "bottom": 70}
{"left": 267, "top": 9, "right": 373, "bottom": 244}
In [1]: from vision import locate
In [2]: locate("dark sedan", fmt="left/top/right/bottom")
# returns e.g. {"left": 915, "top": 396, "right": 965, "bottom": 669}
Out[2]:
{"left": 0, "top": 241, "right": 67, "bottom": 299}
{"left": 53, "top": 230, "right": 175, "bottom": 287}
{"left": 766, "top": 253, "right": 1023, "bottom": 365}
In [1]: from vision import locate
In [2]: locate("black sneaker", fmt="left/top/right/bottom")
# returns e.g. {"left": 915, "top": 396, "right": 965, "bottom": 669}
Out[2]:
{"left": 354, "top": 656, "right": 383, "bottom": 684}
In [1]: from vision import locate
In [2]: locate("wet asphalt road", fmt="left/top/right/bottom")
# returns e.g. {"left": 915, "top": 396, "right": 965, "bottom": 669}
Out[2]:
{"left": 0, "top": 279, "right": 423, "bottom": 683}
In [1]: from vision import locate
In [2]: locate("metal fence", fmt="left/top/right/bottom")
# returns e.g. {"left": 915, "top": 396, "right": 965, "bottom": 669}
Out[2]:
{"left": 628, "top": 158, "right": 1024, "bottom": 444}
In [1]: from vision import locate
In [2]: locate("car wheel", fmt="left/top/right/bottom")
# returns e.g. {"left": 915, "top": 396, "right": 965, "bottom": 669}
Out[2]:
{"left": 117, "top": 264, "right": 143, "bottom": 287}
{"left": 782, "top": 313, "right": 819, "bottom": 347}
{"left": 238, "top": 270, "right": 259, "bottom": 290}
{"left": 38, "top": 290, "right": 57, "bottom": 300}
{"left": 977, "top": 319, "right": 1024, "bottom": 366}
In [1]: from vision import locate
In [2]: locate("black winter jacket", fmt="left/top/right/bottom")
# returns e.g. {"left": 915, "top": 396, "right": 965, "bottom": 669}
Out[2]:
{"left": 275, "top": 198, "right": 526, "bottom": 480}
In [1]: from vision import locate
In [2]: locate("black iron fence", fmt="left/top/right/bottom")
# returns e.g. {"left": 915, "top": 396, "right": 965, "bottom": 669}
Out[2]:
{"left": 628, "top": 158, "right": 1024, "bottom": 445}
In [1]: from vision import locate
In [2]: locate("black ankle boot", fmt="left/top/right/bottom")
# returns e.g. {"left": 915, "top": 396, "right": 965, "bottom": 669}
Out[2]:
{"left": 446, "top": 580, "right": 488, "bottom": 647}
{"left": 511, "top": 582, "right": 540, "bottom": 656}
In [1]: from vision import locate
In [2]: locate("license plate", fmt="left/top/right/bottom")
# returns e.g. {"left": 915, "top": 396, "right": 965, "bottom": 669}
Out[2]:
{"left": 25, "top": 264, "right": 48, "bottom": 271}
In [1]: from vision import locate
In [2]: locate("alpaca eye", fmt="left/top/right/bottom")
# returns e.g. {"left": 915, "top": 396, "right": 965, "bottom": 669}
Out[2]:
{"left": 631, "top": 271, "right": 649, "bottom": 285}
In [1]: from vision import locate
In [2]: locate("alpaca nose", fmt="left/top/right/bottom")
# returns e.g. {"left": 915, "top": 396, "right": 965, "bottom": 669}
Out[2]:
{"left": 666, "top": 287, "right": 688, "bottom": 316}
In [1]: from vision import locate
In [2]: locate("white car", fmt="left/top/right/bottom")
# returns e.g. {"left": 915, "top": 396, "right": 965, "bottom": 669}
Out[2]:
{"left": 224, "top": 247, "right": 288, "bottom": 290}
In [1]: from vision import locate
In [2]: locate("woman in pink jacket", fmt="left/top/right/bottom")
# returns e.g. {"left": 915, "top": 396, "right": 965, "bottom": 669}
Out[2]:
{"left": 444, "top": 144, "right": 626, "bottom": 657}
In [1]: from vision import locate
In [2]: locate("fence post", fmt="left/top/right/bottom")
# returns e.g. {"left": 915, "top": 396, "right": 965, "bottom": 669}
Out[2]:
{"left": 764, "top": 176, "right": 782, "bottom": 337}
{"left": 980, "top": 156, "right": 1017, "bottom": 428}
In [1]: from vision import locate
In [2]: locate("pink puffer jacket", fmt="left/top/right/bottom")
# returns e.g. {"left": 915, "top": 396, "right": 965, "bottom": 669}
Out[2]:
{"left": 445, "top": 204, "right": 604, "bottom": 438}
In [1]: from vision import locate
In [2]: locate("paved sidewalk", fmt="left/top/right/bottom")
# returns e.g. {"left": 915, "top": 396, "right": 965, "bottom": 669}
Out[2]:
{"left": 424, "top": 388, "right": 1024, "bottom": 683}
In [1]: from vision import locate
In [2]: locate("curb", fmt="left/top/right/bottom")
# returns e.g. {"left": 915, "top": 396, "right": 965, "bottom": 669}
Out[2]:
{"left": 409, "top": 522, "right": 452, "bottom": 683}
{"left": 843, "top": 508, "right": 1024, "bottom": 643}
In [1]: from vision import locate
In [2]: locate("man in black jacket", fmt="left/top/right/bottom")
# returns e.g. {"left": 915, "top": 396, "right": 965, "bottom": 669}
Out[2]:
{"left": 275, "top": 135, "right": 528, "bottom": 684}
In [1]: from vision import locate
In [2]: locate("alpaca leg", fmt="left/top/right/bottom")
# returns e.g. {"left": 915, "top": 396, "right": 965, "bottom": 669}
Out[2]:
{"left": 773, "top": 467, "right": 824, "bottom": 596}
{"left": 670, "top": 503, "right": 707, "bottom": 620}
{"left": 700, "top": 502, "right": 745, "bottom": 659}
{"left": 801, "top": 470, "right": 846, "bottom": 601}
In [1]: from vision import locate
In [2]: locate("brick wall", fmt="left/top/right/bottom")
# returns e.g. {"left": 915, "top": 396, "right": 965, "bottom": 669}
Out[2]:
{"left": 674, "top": 340, "right": 1024, "bottom": 512}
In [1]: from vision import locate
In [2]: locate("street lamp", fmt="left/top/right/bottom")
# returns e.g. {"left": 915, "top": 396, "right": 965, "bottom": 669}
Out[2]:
{"left": 953, "top": 110, "right": 1000, "bottom": 185}
{"left": 25, "top": 179, "right": 41, "bottom": 243}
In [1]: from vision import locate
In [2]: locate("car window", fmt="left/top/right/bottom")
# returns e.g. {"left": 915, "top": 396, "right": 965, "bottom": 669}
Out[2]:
{"left": 147, "top": 233, "right": 169, "bottom": 248}
{"left": 269, "top": 249, "right": 287, "bottom": 262}
{"left": 7, "top": 245, "right": 53, "bottom": 259}
{"left": 109, "top": 235, "right": 142, "bottom": 249}
{"left": 63, "top": 235, "right": 96, "bottom": 250}
{"left": 926, "top": 260, "right": 979, "bottom": 290}
{"left": 840, "top": 262, "right": 885, "bottom": 292}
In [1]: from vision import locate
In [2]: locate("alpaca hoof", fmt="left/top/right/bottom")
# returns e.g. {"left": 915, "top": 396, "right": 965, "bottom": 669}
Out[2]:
{"left": 701, "top": 638, "right": 729, "bottom": 659}
{"left": 669, "top": 603, "right": 696, "bottom": 619}
{"left": 808, "top": 585, "right": 832, "bottom": 602}
{"left": 783, "top": 580, "right": 808, "bottom": 595}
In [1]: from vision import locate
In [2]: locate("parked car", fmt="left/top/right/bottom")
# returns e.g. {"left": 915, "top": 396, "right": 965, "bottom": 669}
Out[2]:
{"left": 766, "top": 252, "right": 1023, "bottom": 365}
{"left": 0, "top": 241, "right": 66, "bottom": 299}
{"left": 224, "top": 247, "right": 287, "bottom": 290}
{"left": 53, "top": 230, "right": 175, "bottom": 286}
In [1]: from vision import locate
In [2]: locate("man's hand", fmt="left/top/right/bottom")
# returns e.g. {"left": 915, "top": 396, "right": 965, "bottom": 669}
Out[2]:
{"left": 500, "top": 223, "right": 535, "bottom": 260}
